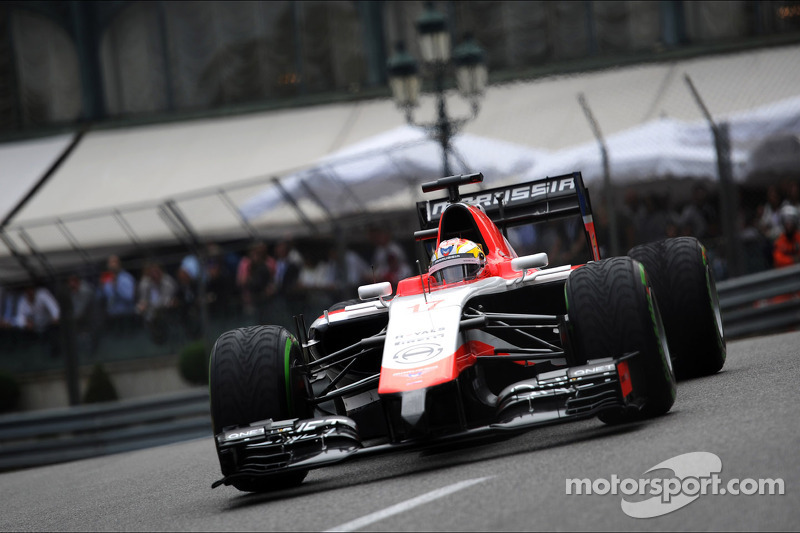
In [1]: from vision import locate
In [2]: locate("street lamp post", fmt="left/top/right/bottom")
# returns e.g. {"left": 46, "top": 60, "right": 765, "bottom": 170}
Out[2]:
{"left": 387, "top": 2, "right": 488, "bottom": 178}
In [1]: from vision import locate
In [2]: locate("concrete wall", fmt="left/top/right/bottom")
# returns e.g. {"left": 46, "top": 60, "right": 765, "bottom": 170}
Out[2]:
{"left": 16, "top": 354, "right": 195, "bottom": 412}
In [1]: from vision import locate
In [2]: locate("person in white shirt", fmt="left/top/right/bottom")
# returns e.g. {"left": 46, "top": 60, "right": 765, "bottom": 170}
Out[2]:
{"left": 15, "top": 284, "right": 61, "bottom": 358}
{"left": 16, "top": 285, "right": 60, "bottom": 333}
{"left": 136, "top": 262, "right": 178, "bottom": 344}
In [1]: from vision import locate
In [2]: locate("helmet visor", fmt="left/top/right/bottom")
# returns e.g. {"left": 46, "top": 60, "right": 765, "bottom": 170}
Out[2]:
{"left": 434, "top": 263, "right": 483, "bottom": 284}
{"left": 429, "top": 252, "right": 484, "bottom": 284}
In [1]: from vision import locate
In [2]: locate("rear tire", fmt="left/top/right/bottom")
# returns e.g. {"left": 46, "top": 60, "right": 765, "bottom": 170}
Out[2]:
{"left": 628, "top": 237, "right": 726, "bottom": 379}
{"left": 565, "top": 257, "right": 676, "bottom": 424}
{"left": 209, "top": 325, "right": 310, "bottom": 492}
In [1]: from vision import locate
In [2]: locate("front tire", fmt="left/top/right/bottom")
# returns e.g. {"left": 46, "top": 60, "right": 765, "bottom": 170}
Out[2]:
{"left": 565, "top": 257, "right": 676, "bottom": 424}
{"left": 209, "top": 325, "right": 310, "bottom": 492}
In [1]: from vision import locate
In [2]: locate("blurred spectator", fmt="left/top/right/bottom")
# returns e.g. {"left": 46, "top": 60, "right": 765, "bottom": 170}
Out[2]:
{"left": 781, "top": 179, "right": 800, "bottom": 211}
{"left": 270, "top": 238, "right": 304, "bottom": 319}
{"left": 272, "top": 238, "right": 303, "bottom": 295}
{"left": 509, "top": 222, "right": 562, "bottom": 258}
{"left": 136, "top": 262, "right": 178, "bottom": 344}
{"left": 179, "top": 254, "right": 201, "bottom": 282}
{"left": 368, "top": 226, "right": 412, "bottom": 287}
{"left": 236, "top": 241, "right": 273, "bottom": 319}
{"left": 773, "top": 205, "right": 800, "bottom": 268}
{"left": 343, "top": 246, "right": 370, "bottom": 296}
{"left": 100, "top": 255, "right": 137, "bottom": 321}
{"left": 680, "top": 183, "right": 718, "bottom": 240}
{"left": 175, "top": 261, "right": 201, "bottom": 339}
{"left": 15, "top": 284, "right": 60, "bottom": 333}
{"left": 739, "top": 209, "right": 772, "bottom": 274}
{"left": 204, "top": 244, "right": 235, "bottom": 318}
{"left": 298, "top": 246, "right": 334, "bottom": 291}
{"left": 0, "top": 285, "right": 16, "bottom": 328}
{"left": 640, "top": 192, "right": 671, "bottom": 244}
{"left": 759, "top": 185, "right": 784, "bottom": 242}
{"left": 297, "top": 241, "right": 339, "bottom": 312}
{"left": 562, "top": 215, "right": 592, "bottom": 264}
{"left": 15, "top": 284, "right": 60, "bottom": 357}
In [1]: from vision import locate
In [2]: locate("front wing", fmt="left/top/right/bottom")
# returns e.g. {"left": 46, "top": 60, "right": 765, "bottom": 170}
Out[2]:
{"left": 211, "top": 356, "right": 634, "bottom": 489}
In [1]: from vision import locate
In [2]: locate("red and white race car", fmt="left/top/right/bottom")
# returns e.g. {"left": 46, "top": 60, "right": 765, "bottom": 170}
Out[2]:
{"left": 209, "top": 172, "right": 726, "bottom": 492}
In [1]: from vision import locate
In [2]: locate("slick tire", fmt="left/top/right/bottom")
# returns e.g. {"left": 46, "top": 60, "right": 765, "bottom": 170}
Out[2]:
{"left": 628, "top": 237, "right": 726, "bottom": 379}
{"left": 210, "top": 325, "right": 310, "bottom": 492}
{"left": 565, "top": 257, "right": 676, "bottom": 424}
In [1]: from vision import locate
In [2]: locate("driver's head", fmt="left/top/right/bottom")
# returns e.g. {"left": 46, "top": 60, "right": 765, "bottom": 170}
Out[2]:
{"left": 429, "top": 238, "right": 486, "bottom": 285}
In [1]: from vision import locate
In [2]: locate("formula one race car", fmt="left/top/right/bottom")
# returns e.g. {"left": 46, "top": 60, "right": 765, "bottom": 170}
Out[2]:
{"left": 209, "top": 172, "right": 726, "bottom": 492}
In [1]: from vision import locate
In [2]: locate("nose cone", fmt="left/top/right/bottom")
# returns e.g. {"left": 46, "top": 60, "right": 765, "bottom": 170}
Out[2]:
{"left": 400, "top": 389, "right": 427, "bottom": 432}
{"left": 384, "top": 380, "right": 466, "bottom": 441}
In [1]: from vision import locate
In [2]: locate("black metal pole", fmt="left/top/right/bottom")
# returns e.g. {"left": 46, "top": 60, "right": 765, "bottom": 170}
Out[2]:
{"left": 714, "top": 122, "right": 743, "bottom": 277}
{"left": 684, "top": 75, "right": 742, "bottom": 277}
{"left": 434, "top": 64, "right": 452, "bottom": 177}
{"left": 56, "top": 280, "right": 81, "bottom": 406}
{"left": 578, "top": 93, "right": 619, "bottom": 257}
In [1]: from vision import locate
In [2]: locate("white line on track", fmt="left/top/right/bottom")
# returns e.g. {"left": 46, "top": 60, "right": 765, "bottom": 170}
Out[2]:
{"left": 323, "top": 476, "right": 493, "bottom": 532}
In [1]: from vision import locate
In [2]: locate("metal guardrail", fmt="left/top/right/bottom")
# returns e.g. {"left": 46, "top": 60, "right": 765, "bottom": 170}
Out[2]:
{"left": 1, "top": 266, "right": 799, "bottom": 472}
{"left": 0, "top": 388, "right": 210, "bottom": 471}
{"left": 717, "top": 263, "right": 800, "bottom": 340}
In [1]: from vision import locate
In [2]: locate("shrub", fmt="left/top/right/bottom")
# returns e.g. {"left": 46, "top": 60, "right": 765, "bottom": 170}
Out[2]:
{"left": 83, "top": 363, "right": 118, "bottom": 404}
{"left": 0, "top": 370, "right": 21, "bottom": 413}
{"left": 178, "top": 340, "right": 209, "bottom": 386}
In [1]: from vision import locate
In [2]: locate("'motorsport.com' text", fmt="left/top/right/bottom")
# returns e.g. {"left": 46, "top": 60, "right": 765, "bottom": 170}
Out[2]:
{"left": 565, "top": 452, "right": 785, "bottom": 518}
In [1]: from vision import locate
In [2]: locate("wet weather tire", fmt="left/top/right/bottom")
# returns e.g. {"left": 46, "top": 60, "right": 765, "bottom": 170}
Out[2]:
{"left": 210, "top": 325, "right": 310, "bottom": 492}
{"left": 565, "top": 257, "right": 676, "bottom": 424}
{"left": 628, "top": 237, "right": 726, "bottom": 379}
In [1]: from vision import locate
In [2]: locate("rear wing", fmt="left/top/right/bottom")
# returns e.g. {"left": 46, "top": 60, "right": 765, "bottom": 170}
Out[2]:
{"left": 415, "top": 172, "right": 601, "bottom": 262}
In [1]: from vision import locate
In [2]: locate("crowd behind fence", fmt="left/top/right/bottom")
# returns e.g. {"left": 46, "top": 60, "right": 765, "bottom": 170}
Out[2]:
{"left": 0, "top": 177, "right": 799, "bottom": 382}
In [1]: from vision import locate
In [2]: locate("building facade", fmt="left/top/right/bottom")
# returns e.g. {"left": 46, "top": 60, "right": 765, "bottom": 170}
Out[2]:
{"left": 1, "top": 1, "right": 799, "bottom": 135}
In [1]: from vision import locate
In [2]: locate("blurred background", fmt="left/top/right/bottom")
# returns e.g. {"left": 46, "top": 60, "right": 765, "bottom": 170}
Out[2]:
{"left": 0, "top": 0, "right": 799, "bottom": 415}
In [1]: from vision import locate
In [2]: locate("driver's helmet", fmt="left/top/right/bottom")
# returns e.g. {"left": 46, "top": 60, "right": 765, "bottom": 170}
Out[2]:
{"left": 429, "top": 238, "right": 486, "bottom": 284}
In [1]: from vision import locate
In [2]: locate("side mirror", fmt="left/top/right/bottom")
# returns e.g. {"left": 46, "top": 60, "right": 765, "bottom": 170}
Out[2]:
{"left": 358, "top": 281, "right": 393, "bottom": 301}
{"left": 510, "top": 253, "right": 549, "bottom": 271}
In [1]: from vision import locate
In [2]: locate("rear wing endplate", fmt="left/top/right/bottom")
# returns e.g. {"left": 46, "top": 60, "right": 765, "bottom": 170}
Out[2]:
{"left": 415, "top": 172, "right": 601, "bottom": 262}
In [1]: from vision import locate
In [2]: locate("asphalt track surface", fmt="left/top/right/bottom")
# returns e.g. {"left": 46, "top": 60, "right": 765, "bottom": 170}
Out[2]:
{"left": 2, "top": 330, "right": 798, "bottom": 532}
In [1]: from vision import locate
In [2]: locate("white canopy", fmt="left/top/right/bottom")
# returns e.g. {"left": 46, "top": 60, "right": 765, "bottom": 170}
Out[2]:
{"left": 1, "top": 42, "right": 798, "bottom": 260}
{"left": 241, "top": 93, "right": 800, "bottom": 222}
{"left": 239, "top": 126, "right": 547, "bottom": 221}
{"left": 0, "top": 133, "right": 74, "bottom": 225}
{"left": 523, "top": 94, "right": 800, "bottom": 184}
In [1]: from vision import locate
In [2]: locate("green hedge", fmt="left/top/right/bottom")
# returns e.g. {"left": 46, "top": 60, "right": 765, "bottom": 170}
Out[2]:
{"left": 179, "top": 340, "right": 210, "bottom": 386}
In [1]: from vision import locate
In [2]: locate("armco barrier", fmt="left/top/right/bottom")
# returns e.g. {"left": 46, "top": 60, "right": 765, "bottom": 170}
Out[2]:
{"left": 1, "top": 266, "right": 799, "bottom": 471}
{"left": 717, "top": 263, "right": 800, "bottom": 340}
{"left": 0, "top": 388, "right": 211, "bottom": 471}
